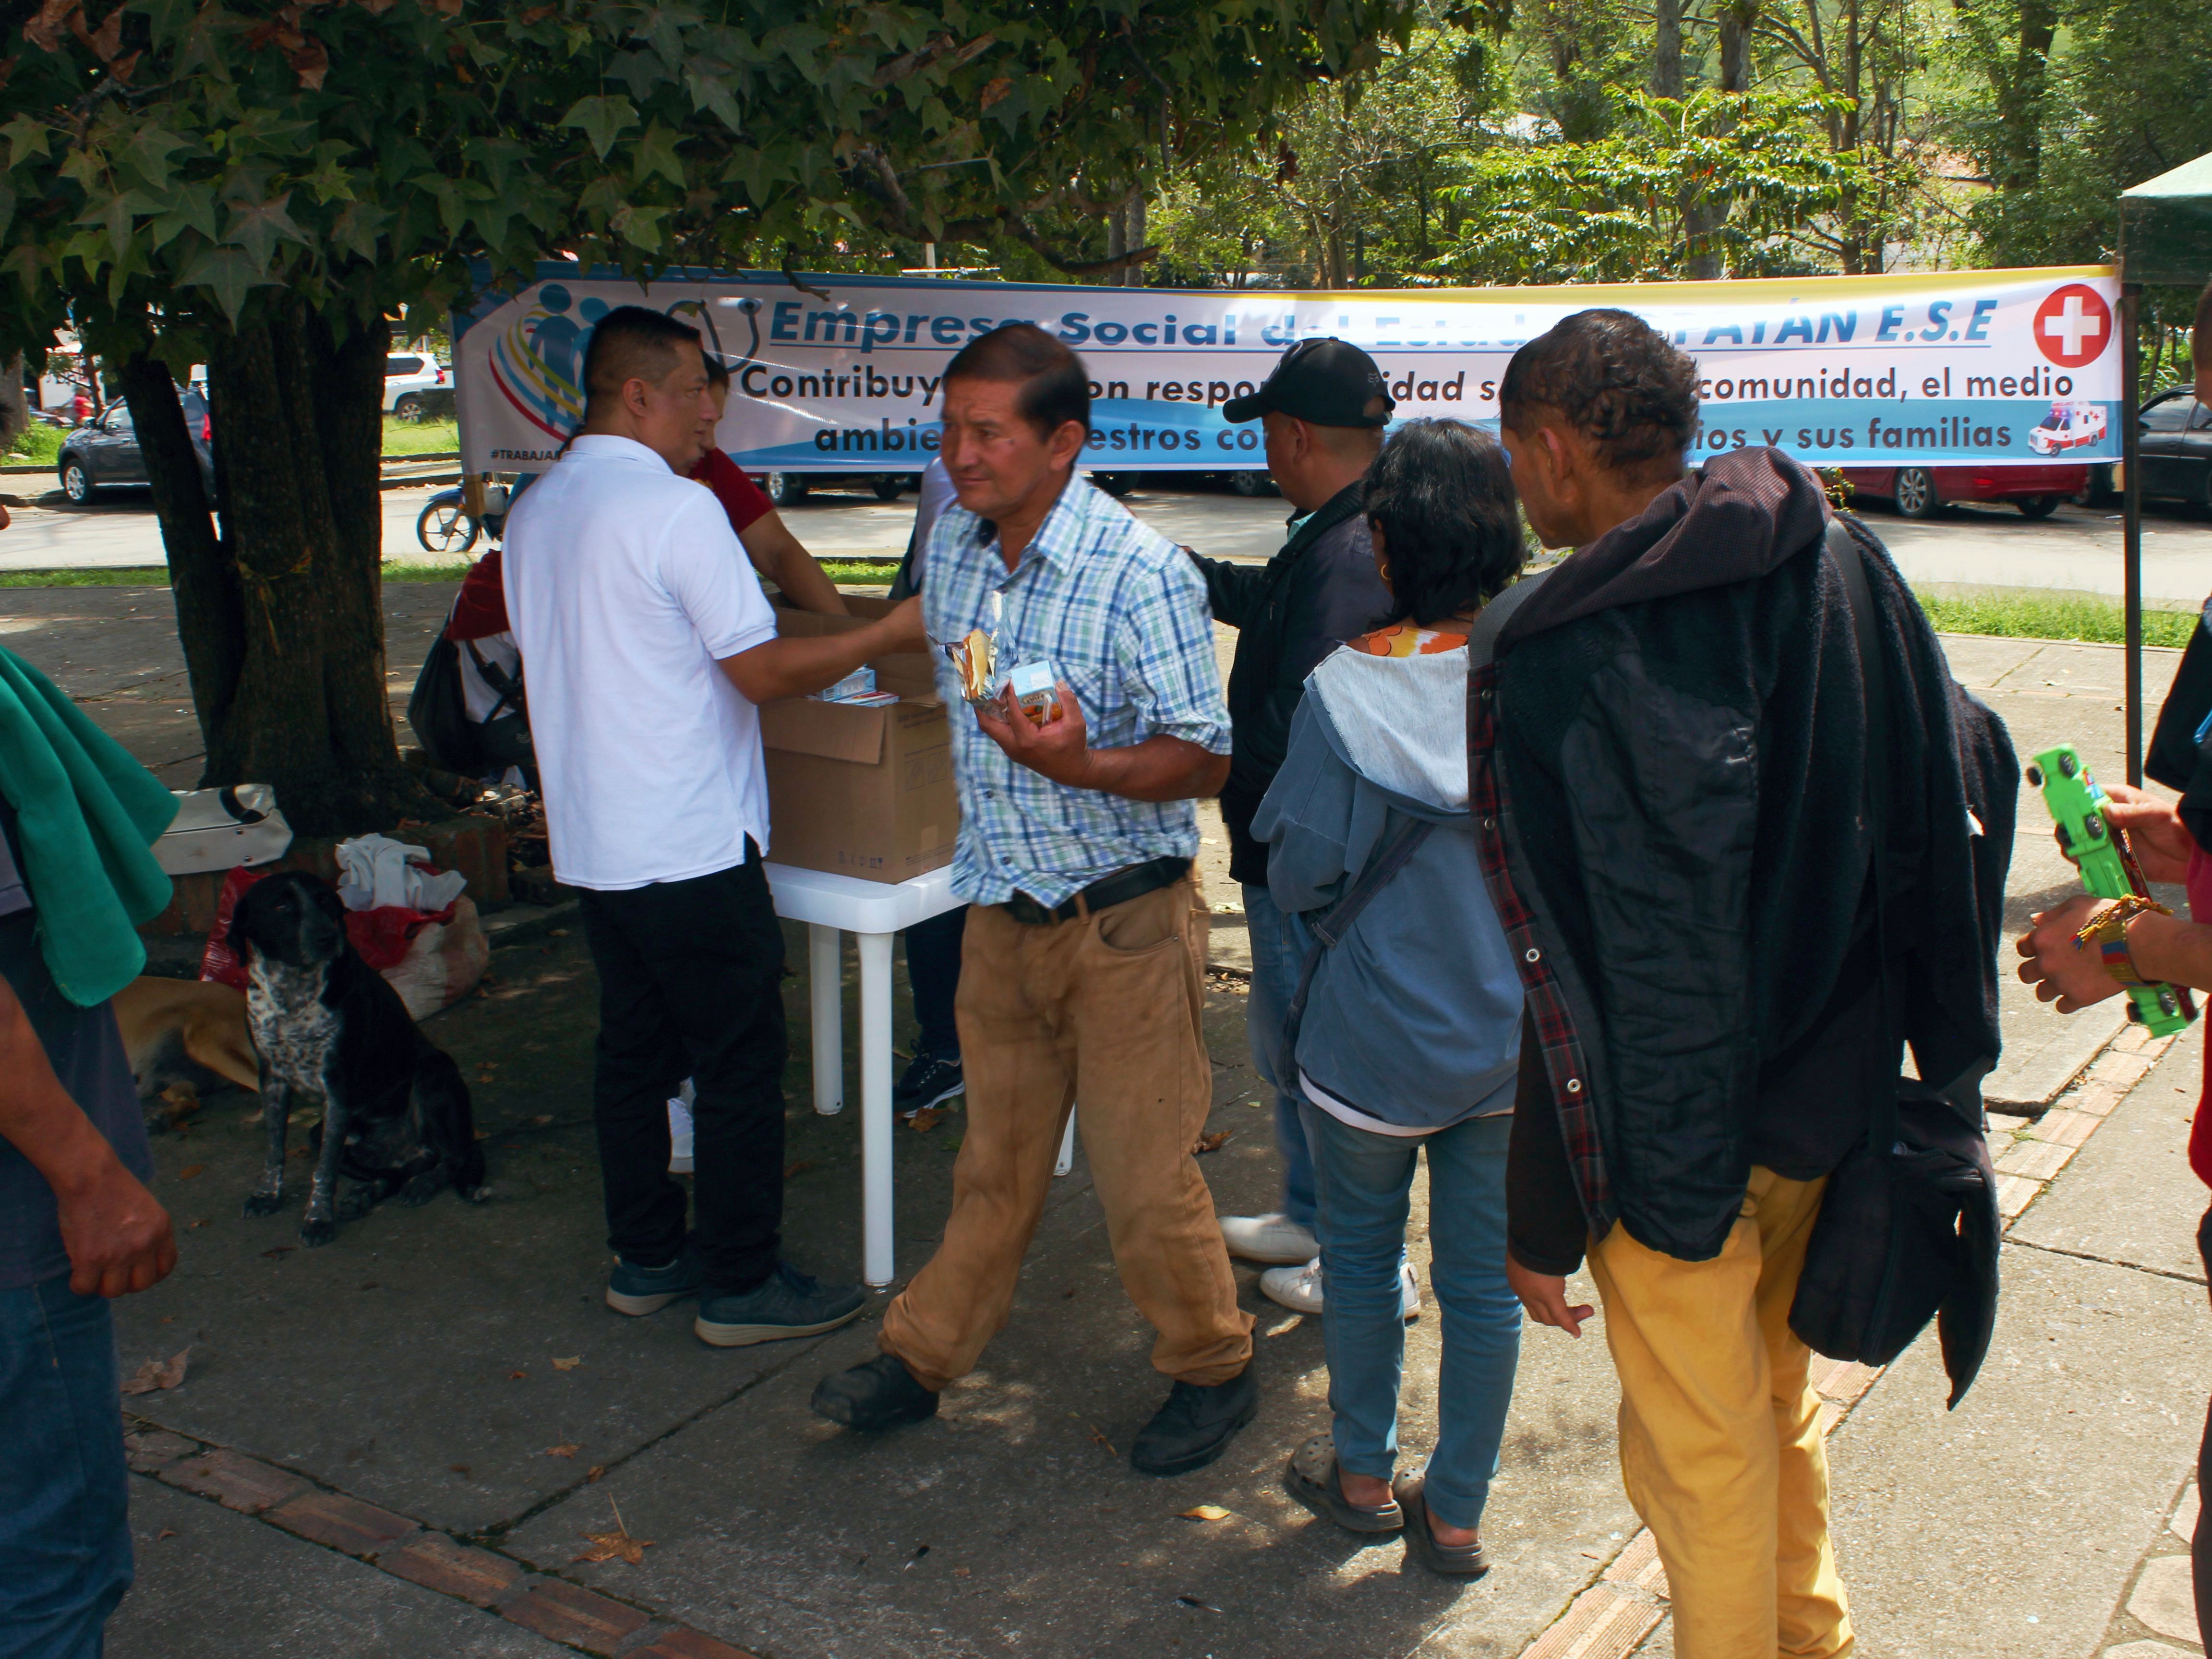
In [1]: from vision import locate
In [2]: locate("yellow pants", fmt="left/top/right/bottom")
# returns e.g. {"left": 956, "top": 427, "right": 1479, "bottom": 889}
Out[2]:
{"left": 1585, "top": 1166, "right": 1853, "bottom": 1659}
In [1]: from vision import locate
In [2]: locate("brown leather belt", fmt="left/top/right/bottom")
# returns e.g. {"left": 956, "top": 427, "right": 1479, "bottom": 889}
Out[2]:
{"left": 1001, "top": 856, "right": 1190, "bottom": 926}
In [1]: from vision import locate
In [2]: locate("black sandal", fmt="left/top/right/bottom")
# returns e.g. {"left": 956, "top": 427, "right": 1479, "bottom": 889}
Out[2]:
{"left": 1392, "top": 1469, "right": 1490, "bottom": 1578}
{"left": 1284, "top": 1431, "right": 1404, "bottom": 1534}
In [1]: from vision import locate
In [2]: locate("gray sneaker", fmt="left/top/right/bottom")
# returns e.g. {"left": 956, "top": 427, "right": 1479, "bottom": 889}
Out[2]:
{"left": 695, "top": 1262, "right": 869, "bottom": 1348}
{"left": 605, "top": 1241, "right": 703, "bottom": 1316}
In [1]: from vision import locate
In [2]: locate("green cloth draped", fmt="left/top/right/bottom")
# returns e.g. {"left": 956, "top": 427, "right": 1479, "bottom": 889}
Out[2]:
{"left": 0, "top": 646, "right": 176, "bottom": 1006}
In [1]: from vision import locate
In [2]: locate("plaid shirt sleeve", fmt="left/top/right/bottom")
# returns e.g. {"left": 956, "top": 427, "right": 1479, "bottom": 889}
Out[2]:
{"left": 1109, "top": 550, "right": 1233, "bottom": 756}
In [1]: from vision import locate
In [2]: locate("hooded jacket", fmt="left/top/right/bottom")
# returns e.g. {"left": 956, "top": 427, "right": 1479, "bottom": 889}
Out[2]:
{"left": 1484, "top": 448, "right": 2017, "bottom": 1269}
{"left": 1254, "top": 638, "right": 1524, "bottom": 1130}
{"left": 1192, "top": 482, "right": 1394, "bottom": 886}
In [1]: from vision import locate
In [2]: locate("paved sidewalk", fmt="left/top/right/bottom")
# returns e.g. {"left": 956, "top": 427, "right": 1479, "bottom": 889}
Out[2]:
{"left": 5, "top": 582, "right": 2210, "bottom": 1655}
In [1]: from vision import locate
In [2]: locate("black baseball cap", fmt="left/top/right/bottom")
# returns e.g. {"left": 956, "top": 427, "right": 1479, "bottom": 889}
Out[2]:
{"left": 1223, "top": 337, "right": 1394, "bottom": 427}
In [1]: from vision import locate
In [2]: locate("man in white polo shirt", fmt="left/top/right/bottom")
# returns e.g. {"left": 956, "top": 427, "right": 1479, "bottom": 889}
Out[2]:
{"left": 505, "top": 305, "right": 924, "bottom": 1347}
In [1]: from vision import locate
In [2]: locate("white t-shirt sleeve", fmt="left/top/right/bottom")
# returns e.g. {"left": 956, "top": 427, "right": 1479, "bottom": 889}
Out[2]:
{"left": 661, "top": 492, "right": 779, "bottom": 660}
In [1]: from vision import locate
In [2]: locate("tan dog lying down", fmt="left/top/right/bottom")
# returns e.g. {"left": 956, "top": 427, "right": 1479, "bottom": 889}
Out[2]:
{"left": 112, "top": 976, "right": 261, "bottom": 1108}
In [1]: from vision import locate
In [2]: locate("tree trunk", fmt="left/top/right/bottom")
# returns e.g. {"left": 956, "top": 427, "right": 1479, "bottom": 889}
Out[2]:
{"left": 1686, "top": 0, "right": 1761, "bottom": 279}
{"left": 128, "top": 297, "right": 438, "bottom": 836}
{"left": 1122, "top": 193, "right": 1147, "bottom": 288}
{"left": 1993, "top": 0, "right": 2056, "bottom": 190}
{"left": 1653, "top": 0, "right": 1683, "bottom": 99}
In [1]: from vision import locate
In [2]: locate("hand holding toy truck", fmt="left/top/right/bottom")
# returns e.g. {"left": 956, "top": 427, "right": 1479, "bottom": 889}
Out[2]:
{"left": 2025, "top": 743, "right": 2199, "bottom": 1036}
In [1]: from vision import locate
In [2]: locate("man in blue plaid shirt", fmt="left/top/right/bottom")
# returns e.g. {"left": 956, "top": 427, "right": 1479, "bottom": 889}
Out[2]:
{"left": 812, "top": 326, "right": 1259, "bottom": 1477}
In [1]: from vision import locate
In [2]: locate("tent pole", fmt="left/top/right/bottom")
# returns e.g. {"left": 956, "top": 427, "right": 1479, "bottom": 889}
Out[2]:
{"left": 2123, "top": 282, "right": 2144, "bottom": 786}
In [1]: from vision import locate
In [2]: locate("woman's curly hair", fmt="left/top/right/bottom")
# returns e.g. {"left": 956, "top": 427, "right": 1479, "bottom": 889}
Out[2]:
{"left": 1366, "top": 419, "right": 1524, "bottom": 625}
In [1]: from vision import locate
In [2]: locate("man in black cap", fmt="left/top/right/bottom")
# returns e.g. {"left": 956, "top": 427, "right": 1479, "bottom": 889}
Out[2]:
{"left": 1190, "top": 338, "right": 1408, "bottom": 1317}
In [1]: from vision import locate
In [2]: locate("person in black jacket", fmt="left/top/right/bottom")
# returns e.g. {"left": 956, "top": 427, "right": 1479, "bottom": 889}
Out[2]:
{"left": 1486, "top": 311, "right": 2013, "bottom": 1658}
{"left": 1188, "top": 340, "right": 1397, "bottom": 1313}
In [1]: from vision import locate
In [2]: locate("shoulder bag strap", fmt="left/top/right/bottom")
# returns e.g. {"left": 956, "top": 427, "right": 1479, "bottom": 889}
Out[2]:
{"left": 1280, "top": 813, "right": 1437, "bottom": 1063}
{"left": 1828, "top": 517, "right": 1901, "bottom": 1155}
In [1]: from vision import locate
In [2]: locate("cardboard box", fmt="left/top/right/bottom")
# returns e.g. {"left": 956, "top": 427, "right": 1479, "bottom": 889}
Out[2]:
{"left": 761, "top": 598, "right": 960, "bottom": 883}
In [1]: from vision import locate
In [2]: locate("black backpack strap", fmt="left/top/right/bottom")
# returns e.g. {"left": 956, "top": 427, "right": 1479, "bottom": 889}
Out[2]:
{"left": 1829, "top": 516, "right": 1899, "bottom": 1154}
{"left": 462, "top": 638, "right": 526, "bottom": 722}
{"left": 1466, "top": 565, "right": 1552, "bottom": 669}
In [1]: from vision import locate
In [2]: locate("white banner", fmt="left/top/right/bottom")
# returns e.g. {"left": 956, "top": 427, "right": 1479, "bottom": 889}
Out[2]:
{"left": 452, "top": 264, "right": 2124, "bottom": 474}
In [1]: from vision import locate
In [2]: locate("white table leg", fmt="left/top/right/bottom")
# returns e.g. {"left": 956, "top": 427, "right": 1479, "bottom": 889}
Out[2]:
{"left": 1055, "top": 1109, "right": 1076, "bottom": 1178}
{"left": 808, "top": 924, "right": 842, "bottom": 1116}
{"left": 858, "top": 930, "right": 896, "bottom": 1287}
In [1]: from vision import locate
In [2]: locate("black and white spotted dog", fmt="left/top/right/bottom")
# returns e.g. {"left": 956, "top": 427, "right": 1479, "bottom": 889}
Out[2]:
{"left": 232, "top": 871, "right": 488, "bottom": 1245}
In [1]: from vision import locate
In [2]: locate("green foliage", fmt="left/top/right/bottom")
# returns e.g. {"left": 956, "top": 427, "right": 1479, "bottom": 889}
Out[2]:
{"left": 0, "top": 0, "right": 1424, "bottom": 360}
{"left": 5, "top": 422, "right": 66, "bottom": 465}
{"left": 1438, "top": 90, "right": 1901, "bottom": 281}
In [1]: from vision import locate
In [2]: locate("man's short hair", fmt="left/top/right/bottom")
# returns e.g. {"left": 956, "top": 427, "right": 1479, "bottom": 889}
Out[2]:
{"left": 703, "top": 354, "right": 731, "bottom": 391}
{"left": 582, "top": 305, "right": 703, "bottom": 408}
{"left": 943, "top": 323, "right": 1091, "bottom": 439}
{"left": 1499, "top": 309, "right": 1700, "bottom": 484}
{"left": 1365, "top": 420, "right": 1525, "bottom": 623}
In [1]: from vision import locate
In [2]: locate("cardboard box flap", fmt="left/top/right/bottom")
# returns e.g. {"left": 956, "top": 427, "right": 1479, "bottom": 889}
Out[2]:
{"left": 760, "top": 698, "right": 886, "bottom": 764}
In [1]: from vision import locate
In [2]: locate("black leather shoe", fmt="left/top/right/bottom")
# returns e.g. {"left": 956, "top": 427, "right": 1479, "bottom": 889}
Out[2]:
{"left": 811, "top": 1353, "right": 940, "bottom": 1430}
{"left": 1130, "top": 1362, "right": 1259, "bottom": 1476}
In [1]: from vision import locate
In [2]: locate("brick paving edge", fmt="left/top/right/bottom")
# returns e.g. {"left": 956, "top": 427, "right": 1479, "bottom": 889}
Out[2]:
{"left": 124, "top": 1423, "right": 761, "bottom": 1659}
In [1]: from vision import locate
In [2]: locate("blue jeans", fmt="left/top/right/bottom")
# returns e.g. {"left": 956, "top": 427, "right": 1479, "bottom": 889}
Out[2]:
{"left": 1243, "top": 883, "right": 1316, "bottom": 1229}
{"left": 1301, "top": 1103, "right": 1522, "bottom": 1532}
{"left": 0, "top": 1273, "right": 132, "bottom": 1659}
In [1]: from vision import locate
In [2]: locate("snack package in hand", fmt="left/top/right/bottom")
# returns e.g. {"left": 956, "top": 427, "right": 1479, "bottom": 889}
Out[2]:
{"left": 948, "top": 628, "right": 997, "bottom": 705}
{"left": 1003, "top": 659, "right": 1064, "bottom": 727}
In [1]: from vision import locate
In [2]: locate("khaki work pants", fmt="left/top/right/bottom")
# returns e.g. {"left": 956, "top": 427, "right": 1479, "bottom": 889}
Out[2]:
{"left": 1585, "top": 1166, "right": 1853, "bottom": 1659}
{"left": 880, "top": 876, "right": 1254, "bottom": 1391}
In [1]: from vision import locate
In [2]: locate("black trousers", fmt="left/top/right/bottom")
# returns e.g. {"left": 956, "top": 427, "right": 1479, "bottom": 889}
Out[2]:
{"left": 579, "top": 847, "right": 786, "bottom": 1293}
{"left": 903, "top": 903, "right": 968, "bottom": 1060}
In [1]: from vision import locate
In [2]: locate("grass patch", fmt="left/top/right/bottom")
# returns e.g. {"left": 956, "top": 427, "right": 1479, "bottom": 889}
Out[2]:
{"left": 5, "top": 424, "right": 65, "bottom": 467}
{"left": 824, "top": 560, "right": 900, "bottom": 587}
{"left": 382, "top": 416, "right": 459, "bottom": 456}
{"left": 0, "top": 566, "right": 168, "bottom": 587}
{"left": 1918, "top": 590, "right": 2197, "bottom": 649}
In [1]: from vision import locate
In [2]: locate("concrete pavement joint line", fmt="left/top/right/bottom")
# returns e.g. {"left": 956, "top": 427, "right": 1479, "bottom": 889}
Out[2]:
{"left": 2095, "top": 1479, "right": 2206, "bottom": 1656}
{"left": 122, "top": 1420, "right": 764, "bottom": 1658}
{"left": 2003, "top": 1236, "right": 2212, "bottom": 1288}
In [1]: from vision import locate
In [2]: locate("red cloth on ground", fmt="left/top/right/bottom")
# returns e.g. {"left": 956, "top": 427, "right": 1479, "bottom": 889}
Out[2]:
{"left": 2190, "top": 842, "right": 2212, "bottom": 1189}
{"left": 447, "top": 546, "right": 510, "bottom": 642}
{"left": 689, "top": 447, "right": 774, "bottom": 536}
{"left": 199, "top": 866, "right": 459, "bottom": 987}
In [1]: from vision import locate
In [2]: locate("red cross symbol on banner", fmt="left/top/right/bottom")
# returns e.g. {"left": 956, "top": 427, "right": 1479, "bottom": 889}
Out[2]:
{"left": 2033, "top": 284, "right": 2112, "bottom": 368}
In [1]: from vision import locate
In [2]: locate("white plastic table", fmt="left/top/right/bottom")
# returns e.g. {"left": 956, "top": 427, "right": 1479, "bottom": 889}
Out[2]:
{"left": 763, "top": 861, "right": 964, "bottom": 1286}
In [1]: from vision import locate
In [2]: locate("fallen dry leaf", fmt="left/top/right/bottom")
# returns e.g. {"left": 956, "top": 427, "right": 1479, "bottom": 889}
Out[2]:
{"left": 508, "top": 1370, "right": 528, "bottom": 1381}
{"left": 551, "top": 1357, "right": 581, "bottom": 1372}
{"left": 530, "top": 1114, "right": 552, "bottom": 1126}
{"left": 586, "top": 1465, "right": 606, "bottom": 1483}
{"left": 953, "top": 1565, "right": 972, "bottom": 1577}
{"left": 122, "top": 1348, "right": 190, "bottom": 1396}
{"left": 909, "top": 1107, "right": 944, "bottom": 1132}
{"left": 156, "top": 1528, "right": 177, "bottom": 1540}
{"left": 187, "top": 1219, "right": 210, "bottom": 1230}
{"left": 575, "top": 1499, "right": 652, "bottom": 1566}
{"left": 261, "top": 1247, "right": 294, "bottom": 1260}
{"left": 541, "top": 1443, "right": 580, "bottom": 1459}
{"left": 1191, "top": 1130, "right": 1233, "bottom": 1155}
{"left": 1179, "top": 1505, "right": 1231, "bottom": 1522}
{"left": 177, "top": 1163, "right": 206, "bottom": 1180}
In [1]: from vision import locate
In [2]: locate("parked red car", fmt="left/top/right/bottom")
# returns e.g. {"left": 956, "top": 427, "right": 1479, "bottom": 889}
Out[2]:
{"left": 1840, "top": 462, "right": 2088, "bottom": 520}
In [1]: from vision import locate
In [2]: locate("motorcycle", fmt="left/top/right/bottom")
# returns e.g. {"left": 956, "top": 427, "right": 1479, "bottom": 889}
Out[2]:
{"left": 415, "top": 482, "right": 510, "bottom": 556}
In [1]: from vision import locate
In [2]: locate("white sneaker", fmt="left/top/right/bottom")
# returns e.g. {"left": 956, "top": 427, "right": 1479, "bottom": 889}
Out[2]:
{"left": 1260, "top": 1256, "right": 1324, "bottom": 1313}
{"left": 1219, "top": 1212, "right": 1320, "bottom": 1265}
{"left": 668, "top": 1084, "right": 696, "bottom": 1175}
{"left": 1257, "top": 1256, "right": 1421, "bottom": 1319}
